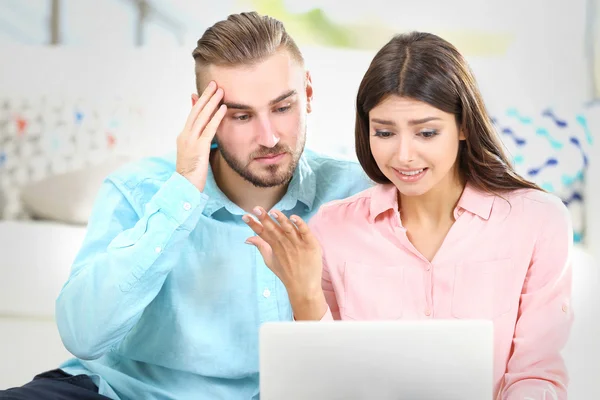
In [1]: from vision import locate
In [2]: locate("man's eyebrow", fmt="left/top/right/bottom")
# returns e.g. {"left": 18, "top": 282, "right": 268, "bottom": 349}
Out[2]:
{"left": 269, "top": 90, "right": 297, "bottom": 105}
{"left": 221, "top": 90, "right": 297, "bottom": 111}
{"left": 221, "top": 100, "right": 251, "bottom": 110}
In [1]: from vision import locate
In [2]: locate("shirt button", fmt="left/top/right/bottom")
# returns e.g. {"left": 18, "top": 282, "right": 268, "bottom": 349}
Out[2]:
{"left": 562, "top": 304, "right": 569, "bottom": 313}
{"left": 426, "top": 265, "right": 431, "bottom": 271}
{"left": 155, "top": 247, "right": 162, "bottom": 253}
{"left": 183, "top": 202, "right": 192, "bottom": 211}
{"left": 263, "top": 289, "right": 271, "bottom": 298}
{"left": 424, "top": 308, "right": 432, "bottom": 316}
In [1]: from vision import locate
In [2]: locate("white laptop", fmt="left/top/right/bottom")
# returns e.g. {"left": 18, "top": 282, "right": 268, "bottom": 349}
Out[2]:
{"left": 259, "top": 320, "right": 494, "bottom": 400}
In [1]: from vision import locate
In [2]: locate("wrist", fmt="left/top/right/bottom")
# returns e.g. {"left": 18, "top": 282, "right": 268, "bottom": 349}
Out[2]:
{"left": 288, "top": 289, "right": 327, "bottom": 321}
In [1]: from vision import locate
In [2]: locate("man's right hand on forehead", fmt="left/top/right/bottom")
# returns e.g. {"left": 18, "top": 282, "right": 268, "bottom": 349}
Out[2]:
{"left": 176, "top": 81, "right": 227, "bottom": 193}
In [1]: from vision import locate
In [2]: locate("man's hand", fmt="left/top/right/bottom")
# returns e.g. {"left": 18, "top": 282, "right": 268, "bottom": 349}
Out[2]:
{"left": 243, "top": 207, "right": 327, "bottom": 320}
{"left": 176, "top": 81, "right": 227, "bottom": 192}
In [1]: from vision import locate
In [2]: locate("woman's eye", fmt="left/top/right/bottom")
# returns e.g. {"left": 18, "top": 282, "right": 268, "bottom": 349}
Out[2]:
{"left": 420, "top": 130, "right": 438, "bottom": 138}
{"left": 374, "top": 130, "right": 393, "bottom": 138}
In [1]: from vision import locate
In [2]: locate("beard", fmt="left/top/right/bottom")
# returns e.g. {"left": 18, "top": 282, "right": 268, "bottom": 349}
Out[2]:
{"left": 217, "top": 134, "right": 306, "bottom": 188}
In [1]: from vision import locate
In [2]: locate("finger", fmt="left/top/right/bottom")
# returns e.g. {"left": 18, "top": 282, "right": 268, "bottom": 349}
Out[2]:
{"left": 199, "top": 103, "right": 227, "bottom": 145}
{"left": 242, "top": 214, "right": 264, "bottom": 237}
{"left": 252, "top": 206, "right": 283, "bottom": 239}
{"left": 290, "top": 215, "right": 312, "bottom": 237}
{"left": 190, "top": 88, "right": 224, "bottom": 139}
{"left": 245, "top": 235, "right": 273, "bottom": 258}
{"left": 269, "top": 209, "right": 299, "bottom": 238}
{"left": 184, "top": 81, "right": 217, "bottom": 133}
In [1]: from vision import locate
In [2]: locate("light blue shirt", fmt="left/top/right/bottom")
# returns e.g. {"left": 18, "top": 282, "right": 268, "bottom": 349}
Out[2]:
{"left": 56, "top": 149, "right": 372, "bottom": 400}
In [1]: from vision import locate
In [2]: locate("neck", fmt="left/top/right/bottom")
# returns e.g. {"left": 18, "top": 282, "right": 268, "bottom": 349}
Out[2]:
{"left": 398, "top": 167, "right": 465, "bottom": 227}
{"left": 210, "top": 151, "right": 289, "bottom": 213}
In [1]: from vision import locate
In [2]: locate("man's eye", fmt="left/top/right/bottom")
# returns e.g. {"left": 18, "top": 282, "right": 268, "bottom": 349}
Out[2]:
{"left": 234, "top": 115, "right": 250, "bottom": 121}
{"left": 276, "top": 106, "right": 291, "bottom": 113}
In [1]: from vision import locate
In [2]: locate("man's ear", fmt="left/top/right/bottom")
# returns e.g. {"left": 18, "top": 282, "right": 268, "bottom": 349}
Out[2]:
{"left": 191, "top": 93, "right": 199, "bottom": 106}
{"left": 305, "top": 71, "right": 313, "bottom": 114}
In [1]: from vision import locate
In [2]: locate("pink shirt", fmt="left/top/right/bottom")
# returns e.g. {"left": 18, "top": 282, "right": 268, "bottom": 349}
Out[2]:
{"left": 309, "top": 183, "right": 573, "bottom": 400}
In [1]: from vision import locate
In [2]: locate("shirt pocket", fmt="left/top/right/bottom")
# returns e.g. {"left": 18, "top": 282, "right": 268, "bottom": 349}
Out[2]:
{"left": 342, "top": 261, "right": 404, "bottom": 320}
{"left": 451, "top": 258, "right": 514, "bottom": 320}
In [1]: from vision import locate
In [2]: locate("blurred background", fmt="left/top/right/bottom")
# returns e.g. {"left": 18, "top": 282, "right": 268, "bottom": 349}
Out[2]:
{"left": 1, "top": 0, "right": 600, "bottom": 397}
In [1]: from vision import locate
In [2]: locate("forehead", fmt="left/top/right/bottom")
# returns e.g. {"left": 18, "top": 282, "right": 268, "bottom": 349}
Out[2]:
{"left": 370, "top": 95, "right": 446, "bottom": 118}
{"left": 206, "top": 50, "right": 305, "bottom": 107}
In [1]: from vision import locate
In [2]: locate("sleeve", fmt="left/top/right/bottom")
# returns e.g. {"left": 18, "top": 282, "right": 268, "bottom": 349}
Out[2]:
{"left": 308, "top": 208, "right": 340, "bottom": 321}
{"left": 55, "top": 172, "right": 207, "bottom": 360}
{"left": 500, "top": 200, "right": 574, "bottom": 399}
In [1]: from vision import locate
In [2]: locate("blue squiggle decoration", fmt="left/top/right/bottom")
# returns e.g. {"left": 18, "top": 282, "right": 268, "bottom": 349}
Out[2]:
{"left": 536, "top": 127, "right": 563, "bottom": 149}
{"left": 542, "top": 109, "right": 568, "bottom": 128}
{"left": 576, "top": 115, "right": 593, "bottom": 145}
{"left": 569, "top": 137, "right": 589, "bottom": 168}
{"left": 562, "top": 191, "right": 583, "bottom": 206}
{"left": 506, "top": 108, "right": 533, "bottom": 124}
{"left": 501, "top": 127, "right": 527, "bottom": 146}
{"left": 527, "top": 157, "right": 558, "bottom": 176}
{"left": 562, "top": 170, "right": 584, "bottom": 186}
{"left": 541, "top": 182, "right": 555, "bottom": 192}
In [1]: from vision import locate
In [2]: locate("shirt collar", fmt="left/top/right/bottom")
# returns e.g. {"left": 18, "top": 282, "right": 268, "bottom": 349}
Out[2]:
{"left": 202, "top": 153, "right": 317, "bottom": 217}
{"left": 368, "top": 182, "right": 495, "bottom": 223}
{"left": 368, "top": 184, "right": 398, "bottom": 223}
{"left": 455, "top": 182, "right": 495, "bottom": 220}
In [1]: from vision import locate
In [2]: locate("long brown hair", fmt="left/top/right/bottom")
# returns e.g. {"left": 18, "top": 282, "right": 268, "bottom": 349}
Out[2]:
{"left": 355, "top": 31, "right": 542, "bottom": 194}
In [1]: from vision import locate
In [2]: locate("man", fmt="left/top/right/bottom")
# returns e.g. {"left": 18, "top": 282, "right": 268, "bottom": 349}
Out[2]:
{"left": 0, "top": 11, "right": 371, "bottom": 400}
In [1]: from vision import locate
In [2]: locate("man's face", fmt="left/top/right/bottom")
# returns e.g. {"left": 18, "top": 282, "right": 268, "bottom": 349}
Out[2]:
{"left": 197, "top": 50, "right": 313, "bottom": 188}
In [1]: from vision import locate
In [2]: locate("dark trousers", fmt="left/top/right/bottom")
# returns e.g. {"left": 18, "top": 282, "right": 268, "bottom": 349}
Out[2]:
{"left": 0, "top": 369, "right": 112, "bottom": 399}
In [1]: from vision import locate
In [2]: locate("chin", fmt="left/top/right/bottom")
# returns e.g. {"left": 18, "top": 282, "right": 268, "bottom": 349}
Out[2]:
{"left": 395, "top": 185, "right": 430, "bottom": 197}
{"left": 387, "top": 174, "right": 433, "bottom": 197}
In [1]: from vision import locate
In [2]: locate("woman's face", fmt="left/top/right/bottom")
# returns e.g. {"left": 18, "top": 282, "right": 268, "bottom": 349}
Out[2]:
{"left": 368, "top": 95, "right": 465, "bottom": 197}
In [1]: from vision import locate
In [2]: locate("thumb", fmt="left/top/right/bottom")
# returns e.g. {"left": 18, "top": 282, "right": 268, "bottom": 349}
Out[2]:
{"left": 245, "top": 236, "right": 274, "bottom": 265}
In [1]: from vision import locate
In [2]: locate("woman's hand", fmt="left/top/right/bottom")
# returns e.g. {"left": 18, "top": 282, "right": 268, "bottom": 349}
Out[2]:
{"left": 243, "top": 207, "right": 327, "bottom": 320}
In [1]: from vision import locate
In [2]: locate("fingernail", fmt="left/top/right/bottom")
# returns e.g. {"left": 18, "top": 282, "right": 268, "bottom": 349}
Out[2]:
{"left": 245, "top": 239, "right": 252, "bottom": 244}
{"left": 242, "top": 215, "right": 250, "bottom": 223}
{"left": 253, "top": 207, "right": 262, "bottom": 216}
{"left": 290, "top": 217, "right": 297, "bottom": 223}
{"left": 270, "top": 212, "right": 278, "bottom": 219}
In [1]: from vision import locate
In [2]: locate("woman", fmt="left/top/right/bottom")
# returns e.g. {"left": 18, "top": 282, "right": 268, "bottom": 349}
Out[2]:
{"left": 242, "top": 32, "right": 573, "bottom": 399}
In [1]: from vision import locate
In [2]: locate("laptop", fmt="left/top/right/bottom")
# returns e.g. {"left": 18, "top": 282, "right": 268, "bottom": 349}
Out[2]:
{"left": 259, "top": 320, "right": 494, "bottom": 400}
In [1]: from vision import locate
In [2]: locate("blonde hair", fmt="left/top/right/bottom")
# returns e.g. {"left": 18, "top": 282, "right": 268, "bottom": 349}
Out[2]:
{"left": 191, "top": 12, "right": 304, "bottom": 92}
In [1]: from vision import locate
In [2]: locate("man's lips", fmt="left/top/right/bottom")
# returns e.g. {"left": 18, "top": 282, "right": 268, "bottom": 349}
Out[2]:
{"left": 254, "top": 153, "right": 287, "bottom": 164}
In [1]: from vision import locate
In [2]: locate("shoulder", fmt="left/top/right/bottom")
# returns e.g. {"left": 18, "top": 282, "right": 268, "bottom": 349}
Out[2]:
{"left": 512, "top": 188, "right": 570, "bottom": 218}
{"left": 303, "top": 149, "right": 375, "bottom": 202}
{"left": 507, "top": 188, "right": 572, "bottom": 235}
{"left": 309, "top": 185, "right": 378, "bottom": 230}
{"left": 304, "top": 148, "right": 365, "bottom": 175}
